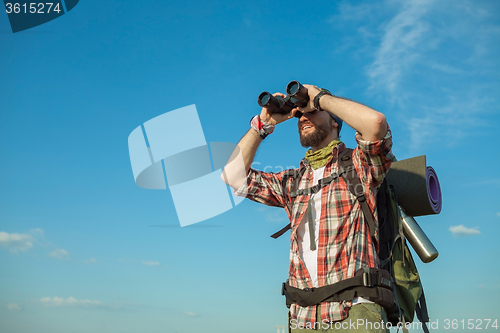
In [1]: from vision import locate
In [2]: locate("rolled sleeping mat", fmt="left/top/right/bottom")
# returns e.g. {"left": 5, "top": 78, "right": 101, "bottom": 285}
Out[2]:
{"left": 385, "top": 155, "right": 442, "bottom": 217}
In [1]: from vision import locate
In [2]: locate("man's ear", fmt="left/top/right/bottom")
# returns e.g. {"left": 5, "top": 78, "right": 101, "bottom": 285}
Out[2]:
{"left": 332, "top": 121, "right": 339, "bottom": 138}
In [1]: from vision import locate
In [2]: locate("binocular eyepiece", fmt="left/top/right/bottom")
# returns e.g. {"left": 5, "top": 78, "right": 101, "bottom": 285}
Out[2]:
{"left": 257, "top": 81, "right": 310, "bottom": 117}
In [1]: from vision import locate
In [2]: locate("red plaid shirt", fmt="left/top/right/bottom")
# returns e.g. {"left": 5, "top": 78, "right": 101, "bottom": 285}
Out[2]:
{"left": 235, "top": 129, "right": 393, "bottom": 326}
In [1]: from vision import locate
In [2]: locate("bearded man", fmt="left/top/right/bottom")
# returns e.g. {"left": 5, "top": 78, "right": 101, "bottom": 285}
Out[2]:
{"left": 222, "top": 84, "right": 393, "bottom": 332}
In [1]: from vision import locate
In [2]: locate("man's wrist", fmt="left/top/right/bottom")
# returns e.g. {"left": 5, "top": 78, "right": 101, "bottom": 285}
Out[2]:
{"left": 313, "top": 89, "right": 333, "bottom": 111}
{"left": 250, "top": 115, "right": 275, "bottom": 139}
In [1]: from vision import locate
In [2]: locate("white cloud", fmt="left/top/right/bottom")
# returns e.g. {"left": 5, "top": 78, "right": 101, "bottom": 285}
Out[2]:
{"left": 496, "top": 212, "right": 500, "bottom": 217}
{"left": 256, "top": 206, "right": 287, "bottom": 223}
{"left": 7, "top": 303, "right": 21, "bottom": 311}
{"left": 40, "top": 297, "right": 101, "bottom": 307}
{"left": 29, "top": 228, "right": 44, "bottom": 236}
{"left": 404, "top": 95, "right": 492, "bottom": 151}
{"left": 266, "top": 211, "right": 286, "bottom": 223}
{"left": 142, "top": 261, "right": 160, "bottom": 266}
{"left": 332, "top": 2, "right": 379, "bottom": 22}
{"left": 0, "top": 231, "right": 35, "bottom": 252}
{"left": 49, "top": 249, "right": 69, "bottom": 259}
{"left": 449, "top": 225, "right": 480, "bottom": 237}
{"left": 367, "top": 0, "right": 432, "bottom": 98}
{"left": 333, "top": 0, "right": 500, "bottom": 152}
{"left": 83, "top": 258, "right": 98, "bottom": 264}
{"left": 184, "top": 311, "right": 199, "bottom": 317}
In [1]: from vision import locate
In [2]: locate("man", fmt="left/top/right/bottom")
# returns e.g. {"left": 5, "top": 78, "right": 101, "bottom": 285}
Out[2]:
{"left": 222, "top": 84, "right": 393, "bottom": 332}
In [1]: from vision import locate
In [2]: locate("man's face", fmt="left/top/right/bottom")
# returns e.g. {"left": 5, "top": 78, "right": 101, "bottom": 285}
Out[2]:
{"left": 297, "top": 111, "right": 334, "bottom": 148}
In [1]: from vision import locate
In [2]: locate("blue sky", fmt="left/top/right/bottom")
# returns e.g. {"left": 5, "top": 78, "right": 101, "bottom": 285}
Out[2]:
{"left": 1, "top": 0, "right": 499, "bottom": 332}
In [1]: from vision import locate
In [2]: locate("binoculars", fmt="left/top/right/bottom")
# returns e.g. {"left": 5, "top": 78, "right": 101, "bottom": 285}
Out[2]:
{"left": 257, "top": 81, "right": 310, "bottom": 117}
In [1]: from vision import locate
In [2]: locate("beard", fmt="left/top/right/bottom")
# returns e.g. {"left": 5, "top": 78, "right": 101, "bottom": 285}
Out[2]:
{"left": 298, "top": 119, "right": 333, "bottom": 148}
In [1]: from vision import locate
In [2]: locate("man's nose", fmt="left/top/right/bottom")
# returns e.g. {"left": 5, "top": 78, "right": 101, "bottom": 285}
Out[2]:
{"left": 299, "top": 112, "right": 313, "bottom": 122}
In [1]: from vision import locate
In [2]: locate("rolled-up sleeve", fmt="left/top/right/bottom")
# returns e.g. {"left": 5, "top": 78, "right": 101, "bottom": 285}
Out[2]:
{"left": 354, "top": 127, "right": 393, "bottom": 186}
{"left": 234, "top": 169, "right": 291, "bottom": 208}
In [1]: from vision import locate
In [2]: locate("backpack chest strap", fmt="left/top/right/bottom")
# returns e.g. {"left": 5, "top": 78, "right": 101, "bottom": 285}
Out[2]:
{"left": 289, "top": 172, "right": 340, "bottom": 198}
{"left": 338, "top": 149, "right": 376, "bottom": 238}
{"left": 271, "top": 167, "right": 342, "bottom": 239}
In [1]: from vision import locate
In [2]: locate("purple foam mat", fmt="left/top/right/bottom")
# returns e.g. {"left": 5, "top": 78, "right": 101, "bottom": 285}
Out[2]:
{"left": 385, "top": 155, "right": 442, "bottom": 217}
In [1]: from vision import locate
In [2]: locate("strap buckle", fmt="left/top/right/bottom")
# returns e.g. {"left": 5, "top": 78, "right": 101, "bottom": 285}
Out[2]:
{"left": 356, "top": 193, "right": 367, "bottom": 202}
{"left": 363, "top": 272, "right": 375, "bottom": 287}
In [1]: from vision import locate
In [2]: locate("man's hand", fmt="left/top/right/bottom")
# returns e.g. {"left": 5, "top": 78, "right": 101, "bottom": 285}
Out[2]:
{"left": 293, "top": 84, "right": 321, "bottom": 114}
{"left": 259, "top": 93, "right": 299, "bottom": 125}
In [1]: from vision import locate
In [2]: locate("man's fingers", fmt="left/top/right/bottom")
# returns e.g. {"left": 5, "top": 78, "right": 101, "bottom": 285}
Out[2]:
{"left": 297, "top": 105, "right": 315, "bottom": 113}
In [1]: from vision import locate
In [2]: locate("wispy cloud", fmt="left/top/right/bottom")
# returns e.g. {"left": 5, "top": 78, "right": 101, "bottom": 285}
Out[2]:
{"left": 265, "top": 211, "right": 286, "bottom": 223}
{"left": 184, "top": 311, "right": 199, "bottom": 317}
{"left": 449, "top": 225, "right": 480, "bottom": 237}
{"left": 40, "top": 297, "right": 101, "bottom": 307}
{"left": 0, "top": 231, "right": 35, "bottom": 252}
{"left": 84, "top": 258, "right": 98, "bottom": 264}
{"left": 39, "top": 297, "right": 144, "bottom": 311}
{"left": 49, "top": 249, "right": 70, "bottom": 260}
{"left": 461, "top": 179, "right": 500, "bottom": 188}
{"left": 332, "top": 0, "right": 500, "bottom": 152}
{"left": 7, "top": 303, "right": 21, "bottom": 311}
{"left": 256, "top": 206, "right": 287, "bottom": 223}
{"left": 367, "top": 0, "right": 432, "bottom": 98}
{"left": 141, "top": 261, "right": 160, "bottom": 266}
{"left": 118, "top": 259, "right": 162, "bottom": 267}
{"left": 30, "top": 228, "right": 44, "bottom": 236}
{"left": 405, "top": 95, "right": 494, "bottom": 151}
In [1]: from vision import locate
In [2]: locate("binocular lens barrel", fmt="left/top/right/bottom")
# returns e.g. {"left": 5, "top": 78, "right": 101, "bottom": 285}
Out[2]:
{"left": 257, "top": 80, "right": 309, "bottom": 115}
{"left": 258, "top": 92, "right": 272, "bottom": 108}
{"left": 258, "top": 92, "right": 294, "bottom": 114}
{"left": 286, "top": 80, "right": 309, "bottom": 107}
{"left": 287, "top": 81, "right": 300, "bottom": 95}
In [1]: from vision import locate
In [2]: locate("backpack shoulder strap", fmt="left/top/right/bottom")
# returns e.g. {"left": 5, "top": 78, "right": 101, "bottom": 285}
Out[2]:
{"left": 270, "top": 167, "right": 307, "bottom": 239}
{"left": 415, "top": 288, "right": 431, "bottom": 333}
{"left": 338, "top": 148, "right": 376, "bottom": 238}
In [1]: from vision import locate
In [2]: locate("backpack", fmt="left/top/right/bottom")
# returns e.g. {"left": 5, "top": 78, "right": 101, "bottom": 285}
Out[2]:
{"left": 272, "top": 148, "right": 430, "bottom": 333}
